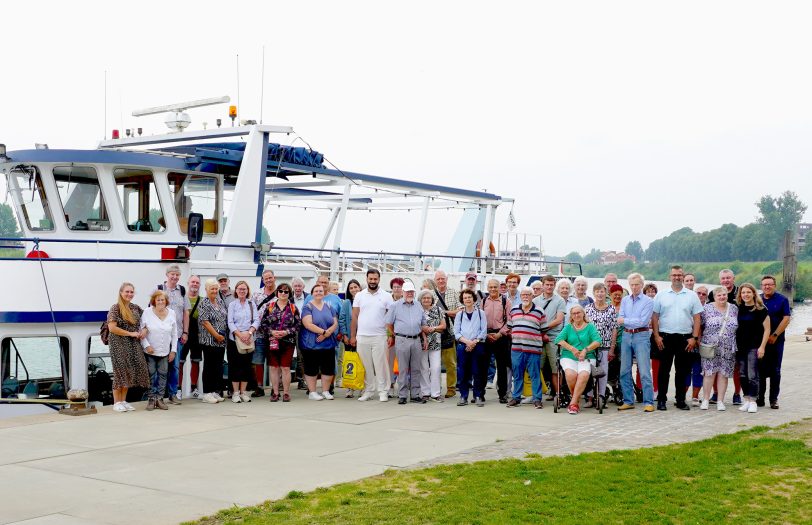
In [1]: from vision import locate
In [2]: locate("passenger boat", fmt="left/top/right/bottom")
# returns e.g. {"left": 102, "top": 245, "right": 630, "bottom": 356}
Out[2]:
{"left": 0, "top": 97, "right": 579, "bottom": 416}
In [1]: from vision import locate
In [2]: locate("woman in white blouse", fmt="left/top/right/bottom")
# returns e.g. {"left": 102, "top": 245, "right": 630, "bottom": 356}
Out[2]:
{"left": 227, "top": 280, "right": 260, "bottom": 403}
{"left": 140, "top": 290, "right": 178, "bottom": 411}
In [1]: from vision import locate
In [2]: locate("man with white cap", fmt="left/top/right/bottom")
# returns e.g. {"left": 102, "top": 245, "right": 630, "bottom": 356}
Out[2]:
{"left": 385, "top": 281, "right": 428, "bottom": 404}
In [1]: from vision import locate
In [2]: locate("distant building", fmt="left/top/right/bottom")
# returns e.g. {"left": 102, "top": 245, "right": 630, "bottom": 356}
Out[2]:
{"left": 798, "top": 223, "right": 811, "bottom": 251}
{"left": 598, "top": 251, "right": 636, "bottom": 265}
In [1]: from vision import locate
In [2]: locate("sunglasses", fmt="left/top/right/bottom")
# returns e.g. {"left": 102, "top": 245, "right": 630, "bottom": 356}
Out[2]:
{"left": 277, "top": 289, "right": 290, "bottom": 294}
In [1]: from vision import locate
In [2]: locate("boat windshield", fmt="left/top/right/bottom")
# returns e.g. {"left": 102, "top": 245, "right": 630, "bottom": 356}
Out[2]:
{"left": 53, "top": 166, "right": 110, "bottom": 231}
{"left": 9, "top": 166, "right": 54, "bottom": 231}
{"left": 113, "top": 168, "right": 165, "bottom": 233}
{"left": 168, "top": 172, "right": 219, "bottom": 234}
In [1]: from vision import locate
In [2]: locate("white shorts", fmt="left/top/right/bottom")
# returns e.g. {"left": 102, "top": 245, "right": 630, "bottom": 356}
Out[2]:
{"left": 560, "top": 357, "right": 595, "bottom": 374}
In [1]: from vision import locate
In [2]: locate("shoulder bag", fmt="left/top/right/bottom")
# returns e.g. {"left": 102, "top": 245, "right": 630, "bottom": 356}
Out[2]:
{"left": 235, "top": 302, "right": 256, "bottom": 354}
{"left": 435, "top": 289, "right": 456, "bottom": 349}
{"left": 699, "top": 305, "right": 729, "bottom": 359}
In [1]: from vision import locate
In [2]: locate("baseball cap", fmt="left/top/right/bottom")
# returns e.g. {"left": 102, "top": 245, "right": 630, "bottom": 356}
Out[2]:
{"left": 216, "top": 273, "right": 229, "bottom": 281}
{"left": 402, "top": 282, "right": 416, "bottom": 292}
{"left": 465, "top": 272, "right": 477, "bottom": 280}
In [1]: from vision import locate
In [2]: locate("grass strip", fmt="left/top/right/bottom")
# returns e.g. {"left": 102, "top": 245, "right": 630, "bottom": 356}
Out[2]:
{"left": 189, "top": 420, "right": 812, "bottom": 525}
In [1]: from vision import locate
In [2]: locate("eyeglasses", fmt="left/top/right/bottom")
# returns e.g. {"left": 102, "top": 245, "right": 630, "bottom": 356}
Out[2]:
{"left": 277, "top": 290, "right": 290, "bottom": 294}
{"left": 697, "top": 292, "right": 708, "bottom": 296}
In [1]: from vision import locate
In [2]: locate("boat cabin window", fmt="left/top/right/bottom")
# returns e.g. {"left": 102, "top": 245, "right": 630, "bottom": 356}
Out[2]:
{"left": 168, "top": 173, "right": 219, "bottom": 235}
{"left": 53, "top": 166, "right": 111, "bottom": 231}
{"left": 113, "top": 168, "right": 165, "bottom": 233}
{"left": 9, "top": 166, "right": 54, "bottom": 231}
{"left": 1, "top": 336, "right": 69, "bottom": 399}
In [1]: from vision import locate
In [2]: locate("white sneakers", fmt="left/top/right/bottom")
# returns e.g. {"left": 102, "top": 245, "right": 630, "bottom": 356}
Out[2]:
{"left": 240, "top": 392, "right": 252, "bottom": 403}
{"left": 123, "top": 402, "right": 135, "bottom": 411}
{"left": 358, "top": 392, "right": 374, "bottom": 402}
{"left": 191, "top": 388, "right": 201, "bottom": 399}
{"left": 322, "top": 391, "right": 334, "bottom": 400}
{"left": 738, "top": 401, "right": 750, "bottom": 412}
{"left": 717, "top": 401, "right": 726, "bottom": 411}
{"left": 379, "top": 392, "right": 389, "bottom": 402}
{"left": 747, "top": 403, "right": 757, "bottom": 413}
{"left": 201, "top": 393, "right": 219, "bottom": 404}
{"left": 232, "top": 393, "right": 242, "bottom": 403}
{"left": 700, "top": 399, "right": 709, "bottom": 410}
{"left": 308, "top": 392, "right": 324, "bottom": 401}
{"left": 691, "top": 397, "right": 700, "bottom": 407}
{"left": 113, "top": 402, "right": 128, "bottom": 412}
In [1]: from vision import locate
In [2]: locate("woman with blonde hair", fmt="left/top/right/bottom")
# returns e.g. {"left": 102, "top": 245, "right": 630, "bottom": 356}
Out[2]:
{"left": 140, "top": 290, "right": 178, "bottom": 411}
{"left": 735, "top": 283, "right": 770, "bottom": 413}
{"left": 554, "top": 304, "right": 601, "bottom": 414}
{"left": 699, "top": 286, "right": 738, "bottom": 411}
{"left": 107, "top": 283, "right": 150, "bottom": 413}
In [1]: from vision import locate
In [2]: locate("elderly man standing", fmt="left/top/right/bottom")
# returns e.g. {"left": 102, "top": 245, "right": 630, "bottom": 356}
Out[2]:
{"left": 155, "top": 264, "right": 190, "bottom": 404}
{"left": 483, "top": 278, "right": 512, "bottom": 403}
{"left": 652, "top": 265, "right": 702, "bottom": 411}
{"left": 708, "top": 269, "right": 742, "bottom": 405}
{"left": 385, "top": 282, "right": 428, "bottom": 404}
{"left": 351, "top": 269, "right": 394, "bottom": 402}
{"left": 758, "top": 275, "right": 792, "bottom": 409}
{"left": 216, "top": 273, "right": 235, "bottom": 307}
{"left": 434, "top": 270, "right": 461, "bottom": 398}
{"left": 617, "top": 273, "right": 655, "bottom": 412}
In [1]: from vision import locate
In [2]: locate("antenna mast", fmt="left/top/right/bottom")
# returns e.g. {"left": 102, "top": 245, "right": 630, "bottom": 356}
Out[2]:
{"left": 260, "top": 46, "right": 265, "bottom": 124}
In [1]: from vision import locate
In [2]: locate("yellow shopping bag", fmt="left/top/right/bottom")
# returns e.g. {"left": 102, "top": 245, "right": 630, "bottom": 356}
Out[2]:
{"left": 342, "top": 349, "right": 366, "bottom": 391}
{"left": 523, "top": 370, "right": 549, "bottom": 397}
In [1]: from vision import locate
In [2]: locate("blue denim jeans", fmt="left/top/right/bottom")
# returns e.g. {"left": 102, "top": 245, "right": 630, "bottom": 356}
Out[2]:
{"left": 620, "top": 331, "right": 654, "bottom": 406}
{"left": 511, "top": 351, "right": 542, "bottom": 401}
{"left": 146, "top": 354, "right": 169, "bottom": 400}
{"left": 456, "top": 342, "right": 486, "bottom": 400}
{"left": 163, "top": 338, "right": 182, "bottom": 397}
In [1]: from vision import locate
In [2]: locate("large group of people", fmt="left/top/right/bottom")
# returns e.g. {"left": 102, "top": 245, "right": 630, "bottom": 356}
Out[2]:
{"left": 105, "top": 265, "right": 792, "bottom": 416}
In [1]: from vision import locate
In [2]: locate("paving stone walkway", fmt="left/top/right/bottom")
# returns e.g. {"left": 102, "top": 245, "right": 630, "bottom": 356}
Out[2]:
{"left": 425, "top": 336, "right": 811, "bottom": 466}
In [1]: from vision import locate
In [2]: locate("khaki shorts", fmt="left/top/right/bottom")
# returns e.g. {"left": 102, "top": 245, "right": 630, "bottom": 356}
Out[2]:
{"left": 541, "top": 341, "right": 558, "bottom": 372}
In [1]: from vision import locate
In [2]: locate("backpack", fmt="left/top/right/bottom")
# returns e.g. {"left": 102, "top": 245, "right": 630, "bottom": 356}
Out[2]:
{"left": 158, "top": 283, "right": 186, "bottom": 297}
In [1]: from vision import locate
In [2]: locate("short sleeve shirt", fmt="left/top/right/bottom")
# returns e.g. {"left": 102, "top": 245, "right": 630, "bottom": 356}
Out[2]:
{"left": 533, "top": 294, "right": 566, "bottom": 337}
{"left": 736, "top": 305, "right": 769, "bottom": 351}
{"left": 353, "top": 288, "right": 394, "bottom": 336}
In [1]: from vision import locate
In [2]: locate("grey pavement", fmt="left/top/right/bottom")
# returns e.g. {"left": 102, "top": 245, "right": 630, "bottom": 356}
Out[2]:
{"left": 0, "top": 337, "right": 809, "bottom": 525}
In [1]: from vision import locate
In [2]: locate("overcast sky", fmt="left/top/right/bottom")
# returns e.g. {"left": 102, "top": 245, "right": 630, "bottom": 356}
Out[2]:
{"left": 2, "top": 1, "right": 811, "bottom": 256}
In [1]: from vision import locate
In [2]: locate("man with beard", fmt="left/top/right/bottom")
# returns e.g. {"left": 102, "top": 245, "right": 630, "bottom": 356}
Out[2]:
{"left": 350, "top": 269, "right": 394, "bottom": 402}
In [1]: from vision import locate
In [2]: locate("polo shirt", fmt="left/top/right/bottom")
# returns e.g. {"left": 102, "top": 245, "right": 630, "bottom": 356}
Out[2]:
{"left": 532, "top": 293, "right": 566, "bottom": 337}
{"left": 761, "top": 292, "right": 791, "bottom": 342}
{"left": 353, "top": 288, "right": 394, "bottom": 336}
{"left": 652, "top": 287, "right": 703, "bottom": 334}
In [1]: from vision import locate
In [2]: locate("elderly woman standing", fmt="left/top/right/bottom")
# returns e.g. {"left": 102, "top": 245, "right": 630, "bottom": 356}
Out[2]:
{"left": 556, "top": 279, "right": 579, "bottom": 324}
{"left": 227, "top": 281, "right": 260, "bottom": 403}
{"left": 555, "top": 304, "right": 601, "bottom": 415}
{"left": 301, "top": 284, "right": 339, "bottom": 400}
{"left": 199, "top": 279, "right": 228, "bottom": 404}
{"left": 419, "top": 289, "right": 446, "bottom": 402}
{"left": 585, "top": 283, "right": 617, "bottom": 408}
{"left": 107, "top": 282, "right": 150, "bottom": 413}
{"left": 260, "top": 282, "right": 301, "bottom": 402}
{"left": 699, "top": 287, "right": 739, "bottom": 411}
{"left": 573, "top": 276, "right": 594, "bottom": 307}
{"left": 735, "top": 284, "right": 770, "bottom": 413}
{"left": 454, "top": 289, "right": 488, "bottom": 406}
{"left": 140, "top": 290, "right": 178, "bottom": 411}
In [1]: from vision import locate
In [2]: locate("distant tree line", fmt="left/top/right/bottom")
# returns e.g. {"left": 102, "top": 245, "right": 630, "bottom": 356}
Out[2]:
{"left": 564, "top": 191, "right": 808, "bottom": 264}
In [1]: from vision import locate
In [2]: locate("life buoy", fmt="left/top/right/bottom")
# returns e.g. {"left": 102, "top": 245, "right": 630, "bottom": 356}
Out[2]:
{"left": 475, "top": 240, "right": 496, "bottom": 258}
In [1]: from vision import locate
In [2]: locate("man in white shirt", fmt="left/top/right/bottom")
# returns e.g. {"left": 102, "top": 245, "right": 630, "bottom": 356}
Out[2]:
{"left": 350, "top": 269, "right": 394, "bottom": 402}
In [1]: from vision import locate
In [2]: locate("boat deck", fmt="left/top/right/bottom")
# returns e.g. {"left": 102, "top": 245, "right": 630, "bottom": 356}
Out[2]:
{"left": 1, "top": 338, "right": 810, "bottom": 525}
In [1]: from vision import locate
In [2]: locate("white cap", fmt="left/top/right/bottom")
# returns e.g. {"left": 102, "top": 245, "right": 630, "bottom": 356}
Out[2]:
{"left": 402, "top": 282, "right": 416, "bottom": 292}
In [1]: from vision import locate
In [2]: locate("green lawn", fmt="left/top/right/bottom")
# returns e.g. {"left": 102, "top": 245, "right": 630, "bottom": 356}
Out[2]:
{"left": 188, "top": 420, "right": 812, "bottom": 525}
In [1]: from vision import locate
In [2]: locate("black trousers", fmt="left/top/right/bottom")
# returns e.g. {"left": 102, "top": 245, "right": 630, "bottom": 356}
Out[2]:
{"left": 201, "top": 344, "right": 225, "bottom": 395}
{"left": 484, "top": 335, "right": 511, "bottom": 399}
{"left": 657, "top": 333, "right": 693, "bottom": 404}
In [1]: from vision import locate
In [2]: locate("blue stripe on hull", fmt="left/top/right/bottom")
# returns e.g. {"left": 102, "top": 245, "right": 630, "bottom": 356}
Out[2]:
{"left": 0, "top": 311, "right": 108, "bottom": 323}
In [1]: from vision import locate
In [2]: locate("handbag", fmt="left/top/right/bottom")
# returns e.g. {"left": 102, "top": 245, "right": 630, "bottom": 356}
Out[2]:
{"left": 699, "top": 305, "right": 730, "bottom": 359}
{"left": 435, "top": 290, "right": 456, "bottom": 349}
{"left": 235, "top": 302, "right": 255, "bottom": 354}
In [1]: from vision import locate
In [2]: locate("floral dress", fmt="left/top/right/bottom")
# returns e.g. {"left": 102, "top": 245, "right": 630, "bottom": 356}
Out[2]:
{"left": 107, "top": 303, "right": 150, "bottom": 389}
{"left": 699, "top": 303, "right": 739, "bottom": 377}
{"left": 423, "top": 304, "right": 443, "bottom": 352}
{"left": 260, "top": 301, "right": 301, "bottom": 344}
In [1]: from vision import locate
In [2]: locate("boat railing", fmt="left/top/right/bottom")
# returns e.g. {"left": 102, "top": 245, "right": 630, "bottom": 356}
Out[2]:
{"left": 0, "top": 236, "right": 582, "bottom": 277}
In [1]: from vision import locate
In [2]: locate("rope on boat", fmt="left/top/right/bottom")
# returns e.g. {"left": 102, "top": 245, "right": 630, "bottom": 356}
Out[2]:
{"left": 34, "top": 239, "right": 67, "bottom": 387}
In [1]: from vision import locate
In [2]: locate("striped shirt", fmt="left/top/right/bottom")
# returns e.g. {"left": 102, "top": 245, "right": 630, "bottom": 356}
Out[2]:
{"left": 507, "top": 303, "right": 547, "bottom": 354}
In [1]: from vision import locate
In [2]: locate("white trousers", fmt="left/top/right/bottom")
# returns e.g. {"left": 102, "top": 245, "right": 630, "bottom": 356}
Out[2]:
{"left": 357, "top": 335, "right": 390, "bottom": 394}
{"left": 421, "top": 350, "right": 442, "bottom": 398}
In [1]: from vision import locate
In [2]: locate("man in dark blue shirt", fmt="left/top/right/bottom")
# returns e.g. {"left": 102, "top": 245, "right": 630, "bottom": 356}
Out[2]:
{"left": 758, "top": 275, "right": 792, "bottom": 409}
